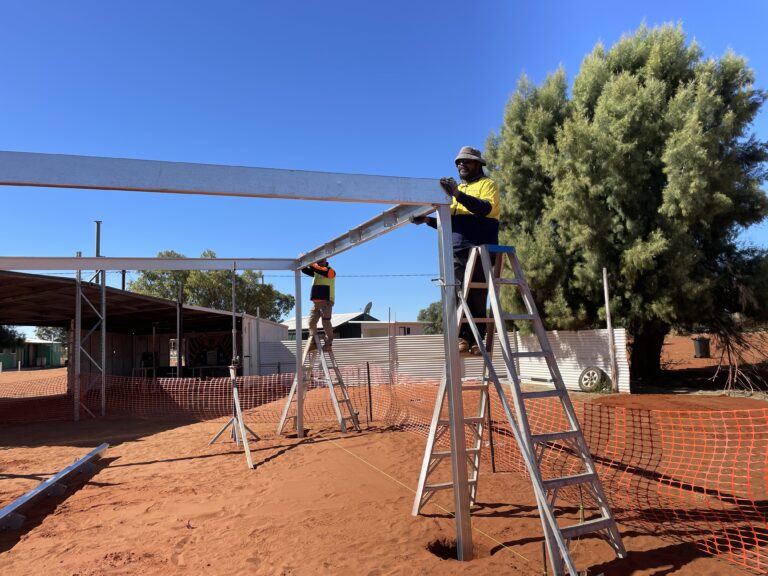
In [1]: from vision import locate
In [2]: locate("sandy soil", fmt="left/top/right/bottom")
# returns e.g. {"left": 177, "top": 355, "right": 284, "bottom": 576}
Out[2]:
{"left": 0, "top": 418, "right": 754, "bottom": 576}
{"left": 0, "top": 366, "right": 67, "bottom": 383}
{"left": 660, "top": 332, "right": 768, "bottom": 369}
{"left": 1, "top": 335, "right": 765, "bottom": 576}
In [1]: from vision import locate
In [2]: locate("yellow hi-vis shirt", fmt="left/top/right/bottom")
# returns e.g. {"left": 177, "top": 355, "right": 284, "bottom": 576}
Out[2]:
{"left": 453, "top": 177, "right": 501, "bottom": 220}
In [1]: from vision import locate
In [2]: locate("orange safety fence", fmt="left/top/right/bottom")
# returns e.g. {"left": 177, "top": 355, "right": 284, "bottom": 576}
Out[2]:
{"left": 1, "top": 370, "right": 766, "bottom": 574}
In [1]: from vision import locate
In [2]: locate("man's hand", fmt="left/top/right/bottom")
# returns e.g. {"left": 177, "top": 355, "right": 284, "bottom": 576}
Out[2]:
{"left": 439, "top": 176, "right": 459, "bottom": 198}
{"left": 411, "top": 215, "right": 427, "bottom": 225}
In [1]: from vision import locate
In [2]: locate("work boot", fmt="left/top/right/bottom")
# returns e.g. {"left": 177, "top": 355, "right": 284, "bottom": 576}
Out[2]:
{"left": 458, "top": 338, "right": 469, "bottom": 353}
{"left": 470, "top": 344, "right": 481, "bottom": 356}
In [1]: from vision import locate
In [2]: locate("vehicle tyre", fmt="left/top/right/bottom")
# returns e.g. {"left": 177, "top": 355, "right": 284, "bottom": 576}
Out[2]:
{"left": 578, "top": 366, "right": 607, "bottom": 392}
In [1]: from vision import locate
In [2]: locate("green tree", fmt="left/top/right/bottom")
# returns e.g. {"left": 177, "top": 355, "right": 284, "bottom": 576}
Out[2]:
{"left": 0, "top": 325, "right": 24, "bottom": 348}
{"left": 35, "top": 326, "right": 68, "bottom": 350}
{"left": 417, "top": 301, "right": 443, "bottom": 335}
{"left": 485, "top": 23, "right": 768, "bottom": 380}
{"left": 129, "top": 250, "right": 295, "bottom": 322}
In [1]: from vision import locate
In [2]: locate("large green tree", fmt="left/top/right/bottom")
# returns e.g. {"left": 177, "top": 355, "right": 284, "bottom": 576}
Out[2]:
{"left": 416, "top": 301, "right": 444, "bottom": 334}
{"left": 129, "top": 250, "right": 295, "bottom": 322}
{"left": 35, "top": 326, "right": 68, "bottom": 349}
{"left": 485, "top": 23, "right": 768, "bottom": 380}
{"left": 0, "top": 325, "right": 24, "bottom": 349}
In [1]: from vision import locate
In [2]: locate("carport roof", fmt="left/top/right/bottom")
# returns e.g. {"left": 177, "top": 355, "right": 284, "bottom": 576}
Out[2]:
{"left": 0, "top": 270, "right": 237, "bottom": 334}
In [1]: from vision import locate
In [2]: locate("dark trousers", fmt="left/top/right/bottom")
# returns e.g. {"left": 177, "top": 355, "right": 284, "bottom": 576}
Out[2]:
{"left": 454, "top": 247, "right": 496, "bottom": 346}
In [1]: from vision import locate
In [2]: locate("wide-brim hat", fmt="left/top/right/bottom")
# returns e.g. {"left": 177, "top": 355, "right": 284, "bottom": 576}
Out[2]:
{"left": 454, "top": 146, "right": 486, "bottom": 166}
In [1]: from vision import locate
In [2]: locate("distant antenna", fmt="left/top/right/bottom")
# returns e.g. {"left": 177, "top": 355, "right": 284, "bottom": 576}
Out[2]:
{"left": 363, "top": 301, "right": 373, "bottom": 315}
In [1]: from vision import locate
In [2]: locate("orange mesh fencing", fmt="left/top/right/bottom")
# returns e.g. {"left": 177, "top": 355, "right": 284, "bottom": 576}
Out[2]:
{"left": 1, "top": 370, "right": 766, "bottom": 573}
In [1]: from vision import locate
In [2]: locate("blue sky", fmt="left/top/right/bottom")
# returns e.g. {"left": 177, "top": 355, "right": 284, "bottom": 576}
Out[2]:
{"left": 1, "top": 0, "right": 767, "bottom": 333}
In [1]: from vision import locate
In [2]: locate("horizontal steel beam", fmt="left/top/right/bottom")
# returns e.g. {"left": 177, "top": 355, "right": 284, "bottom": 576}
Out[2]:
{"left": 297, "top": 204, "right": 436, "bottom": 268}
{"left": 0, "top": 151, "right": 447, "bottom": 205}
{"left": 0, "top": 257, "right": 297, "bottom": 271}
{"left": 0, "top": 443, "right": 109, "bottom": 530}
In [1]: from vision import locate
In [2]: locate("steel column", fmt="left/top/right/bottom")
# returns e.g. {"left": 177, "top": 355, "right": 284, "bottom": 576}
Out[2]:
{"left": 435, "top": 205, "right": 472, "bottom": 560}
{"left": 74, "top": 253, "right": 82, "bottom": 422}
{"left": 294, "top": 268, "right": 304, "bottom": 438}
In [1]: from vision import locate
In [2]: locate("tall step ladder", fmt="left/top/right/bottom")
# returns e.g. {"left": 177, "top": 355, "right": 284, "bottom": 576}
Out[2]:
{"left": 413, "top": 245, "right": 625, "bottom": 576}
{"left": 277, "top": 334, "right": 361, "bottom": 434}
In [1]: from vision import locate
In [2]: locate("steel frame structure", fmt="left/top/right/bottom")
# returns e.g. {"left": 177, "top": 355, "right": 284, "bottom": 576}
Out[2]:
{"left": 0, "top": 151, "right": 474, "bottom": 559}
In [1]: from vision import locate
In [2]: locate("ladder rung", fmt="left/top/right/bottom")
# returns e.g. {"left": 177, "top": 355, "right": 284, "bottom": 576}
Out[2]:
{"left": 461, "top": 383, "right": 488, "bottom": 391}
{"left": 502, "top": 313, "right": 536, "bottom": 321}
{"left": 439, "top": 417, "right": 484, "bottom": 426}
{"left": 521, "top": 389, "right": 562, "bottom": 400}
{"left": 460, "top": 318, "right": 495, "bottom": 324}
{"left": 511, "top": 351, "right": 547, "bottom": 358}
{"left": 541, "top": 472, "right": 597, "bottom": 491}
{"left": 433, "top": 448, "right": 480, "bottom": 459}
{"left": 467, "top": 282, "right": 488, "bottom": 289}
{"left": 560, "top": 517, "right": 615, "bottom": 540}
{"left": 425, "top": 479, "right": 477, "bottom": 492}
{"left": 531, "top": 430, "right": 579, "bottom": 444}
{"left": 496, "top": 278, "right": 521, "bottom": 285}
{"left": 520, "top": 376, "right": 555, "bottom": 384}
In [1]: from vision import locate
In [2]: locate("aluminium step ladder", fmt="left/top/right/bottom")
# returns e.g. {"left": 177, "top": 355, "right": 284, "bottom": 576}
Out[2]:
{"left": 412, "top": 244, "right": 625, "bottom": 576}
{"left": 277, "top": 334, "right": 361, "bottom": 434}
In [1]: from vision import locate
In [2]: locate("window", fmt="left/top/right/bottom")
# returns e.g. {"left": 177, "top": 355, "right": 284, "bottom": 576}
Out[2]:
{"left": 398, "top": 326, "right": 411, "bottom": 336}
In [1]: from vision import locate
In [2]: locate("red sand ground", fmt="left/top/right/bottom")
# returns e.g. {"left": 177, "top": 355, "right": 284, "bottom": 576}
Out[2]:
{"left": 1, "top": 334, "right": 766, "bottom": 576}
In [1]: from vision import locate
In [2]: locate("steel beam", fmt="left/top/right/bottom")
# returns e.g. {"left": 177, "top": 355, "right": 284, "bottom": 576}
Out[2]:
{"left": 297, "top": 204, "right": 436, "bottom": 268}
{"left": 0, "top": 257, "right": 297, "bottom": 271}
{"left": 0, "top": 151, "right": 445, "bottom": 205}
{"left": 0, "top": 443, "right": 109, "bottom": 530}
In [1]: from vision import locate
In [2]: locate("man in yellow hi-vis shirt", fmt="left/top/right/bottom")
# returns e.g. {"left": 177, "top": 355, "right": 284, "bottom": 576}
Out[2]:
{"left": 302, "top": 259, "right": 336, "bottom": 350}
{"left": 414, "top": 146, "right": 500, "bottom": 354}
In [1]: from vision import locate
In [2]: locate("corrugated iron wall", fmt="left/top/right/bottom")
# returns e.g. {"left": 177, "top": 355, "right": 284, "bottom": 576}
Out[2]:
{"left": 258, "top": 328, "right": 630, "bottom": 392}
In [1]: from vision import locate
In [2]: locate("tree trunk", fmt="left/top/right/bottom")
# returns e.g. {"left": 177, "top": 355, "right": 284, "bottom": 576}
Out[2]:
{"left": 629, "top": 326, "right": 669, "bottom": 381}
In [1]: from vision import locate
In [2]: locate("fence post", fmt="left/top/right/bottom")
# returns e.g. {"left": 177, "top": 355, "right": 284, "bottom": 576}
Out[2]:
{"left": 366, "top": 361, "right": 373, "bottom": 426}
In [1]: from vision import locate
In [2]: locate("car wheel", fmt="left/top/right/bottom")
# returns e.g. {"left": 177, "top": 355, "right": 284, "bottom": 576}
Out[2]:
{"left": 578, "top": 366, "right": 607, "bottom": 392}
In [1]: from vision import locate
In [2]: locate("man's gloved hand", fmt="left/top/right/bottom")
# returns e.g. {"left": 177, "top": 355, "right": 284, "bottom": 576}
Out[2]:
{"left": 411, "top": 216, "right": 427, "bottom": 225}
{"left": 439, "top": 177, "right": 459, "bottom": 198}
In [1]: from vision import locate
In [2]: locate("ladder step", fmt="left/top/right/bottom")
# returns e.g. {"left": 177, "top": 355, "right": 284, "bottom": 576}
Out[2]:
{"left": 541, "top": 472, "right": 597, "bottom": 491}
{"left": 460, "top": 318, "right": 495, "bottom": 324}
{"left": 433, "top": 448, "right": 480, "bottom": 459}
{"left": 496, "top": 278, "right": 522, "bottom": 285}
{"left": 425, "top": 479, "right": 477, "bottom": 492}
{"left": 560, "top": 517, "right": 616, "bottom": 540}
{"left": 486, "top": 244, "right": 515, "bottom": 254}
{"left": 531, "top": 430, "right": 579, "bottom": 444}
{"left": 461, "top": 383, "right": 489, "bottom": 392}
{"left": 467, "top": 282, "right": 488, "bottom": 289}
{"left": 511, "top": 351, "right": 547, "bottom": 358}
{"left": 438, "top": 417, "right": 484, "bottom": 426}
{"left": 519, "top": 376, "right": 555, "bottom": 384}
{"left": 502, "top": 313, "right": 536, "bottom": 321}
{"left": 521, "top": 389, "right": 562, "bottom": 400}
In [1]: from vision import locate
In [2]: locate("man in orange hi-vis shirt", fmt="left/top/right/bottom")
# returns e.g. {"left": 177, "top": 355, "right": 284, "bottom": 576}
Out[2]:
{"left": 301, "top": 258, "right": 336, "bottom": 350}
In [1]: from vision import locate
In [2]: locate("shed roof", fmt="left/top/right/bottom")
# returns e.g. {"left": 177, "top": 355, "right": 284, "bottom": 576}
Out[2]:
{"left": 0, "top": 270, "right": 249, "bottom": 334}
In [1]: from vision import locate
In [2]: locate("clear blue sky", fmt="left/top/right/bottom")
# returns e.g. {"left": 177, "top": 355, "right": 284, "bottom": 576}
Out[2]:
{"left": 2, "top": 1, "right": 767, "bottom": 333}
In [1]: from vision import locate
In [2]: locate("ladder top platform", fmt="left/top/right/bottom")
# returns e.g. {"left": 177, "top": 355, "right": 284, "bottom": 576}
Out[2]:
{"left": 486, "top": 245, "right": 516, "bottom": 254}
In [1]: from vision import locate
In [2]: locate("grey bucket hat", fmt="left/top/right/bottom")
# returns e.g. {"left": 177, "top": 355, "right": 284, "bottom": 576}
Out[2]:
{"left": 454, "top": 146, "right": 486, "bottom": 166}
